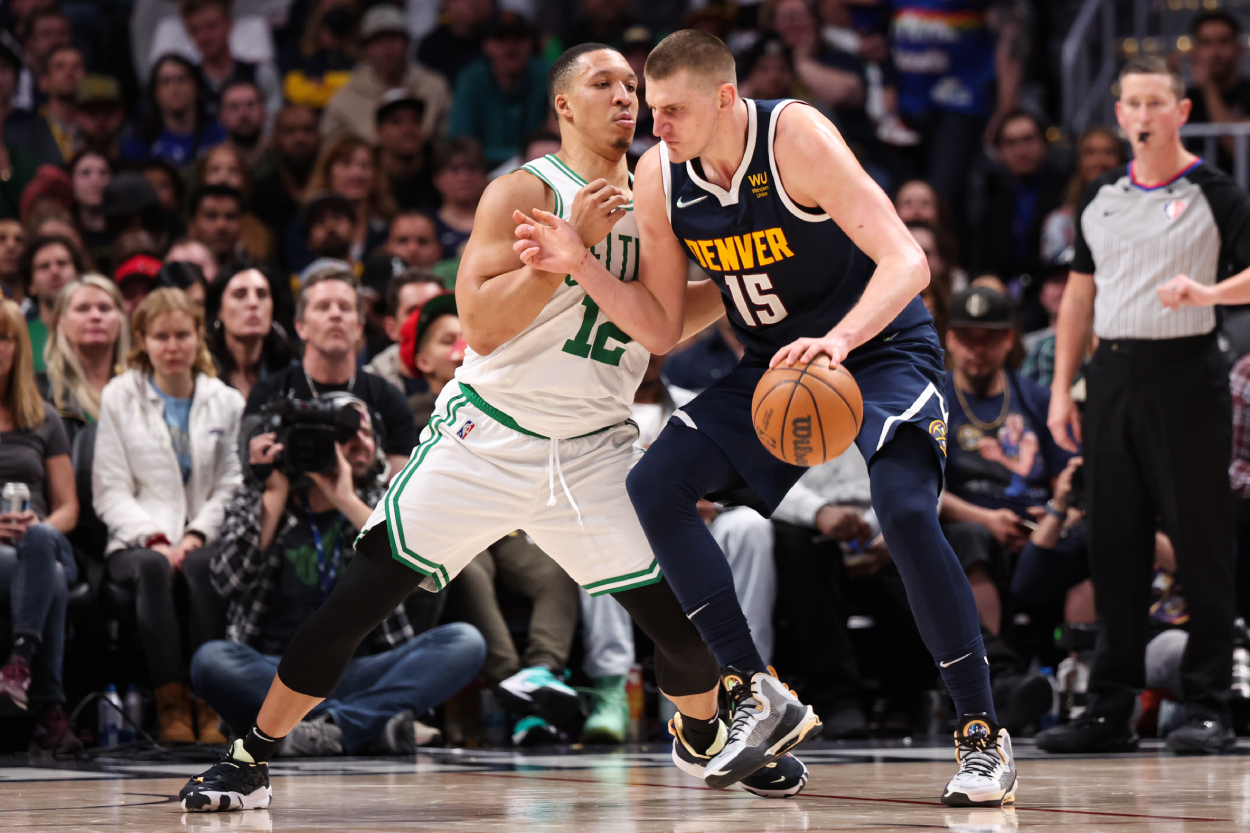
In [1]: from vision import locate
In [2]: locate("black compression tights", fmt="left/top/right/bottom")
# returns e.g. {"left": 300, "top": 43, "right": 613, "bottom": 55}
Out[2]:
{"left": 276, "top": 525, "right": 721, "bottom": 699}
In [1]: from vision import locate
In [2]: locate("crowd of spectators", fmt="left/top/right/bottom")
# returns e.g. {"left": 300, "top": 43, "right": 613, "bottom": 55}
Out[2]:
{"left": 0, "top": 0, "right": 1249, "bottom": 754}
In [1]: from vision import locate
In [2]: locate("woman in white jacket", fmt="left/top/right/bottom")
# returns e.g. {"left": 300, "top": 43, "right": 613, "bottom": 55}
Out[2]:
{"left": 94, "top": 288, "right": 244, "bottom": 743}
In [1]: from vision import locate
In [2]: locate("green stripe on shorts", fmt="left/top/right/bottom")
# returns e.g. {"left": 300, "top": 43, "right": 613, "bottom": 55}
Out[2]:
{"left": 382, "top": 393, "right": 470, "bottom": 589}
{"left": 583, "top": 559, "right": 664, "bottom": 596}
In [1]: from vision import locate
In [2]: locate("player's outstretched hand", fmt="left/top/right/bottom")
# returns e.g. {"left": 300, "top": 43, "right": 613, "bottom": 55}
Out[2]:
{"left": 769, "top": 333, "right": 851, "bottom": 369}
{"left": 569, "top": 178, "right": 629, "bottom": 247}
{"left": 513, "top": 208, "right": 590, "bottom": 275}
{"left": 1157, "top": 273, "right": 1215, "bottom": 309}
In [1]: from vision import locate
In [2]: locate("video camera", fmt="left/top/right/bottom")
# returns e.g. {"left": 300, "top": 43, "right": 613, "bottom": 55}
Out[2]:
{"left": 257, "top": 397, "right": 362, "bottom": 477}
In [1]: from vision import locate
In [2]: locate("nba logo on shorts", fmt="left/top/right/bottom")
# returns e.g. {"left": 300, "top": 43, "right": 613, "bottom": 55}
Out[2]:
{"left": 1163, "top": 199, "right": 1187, "bottom": 221}
{"left": 456, "top": 420, "right": 476, "bottom": 439}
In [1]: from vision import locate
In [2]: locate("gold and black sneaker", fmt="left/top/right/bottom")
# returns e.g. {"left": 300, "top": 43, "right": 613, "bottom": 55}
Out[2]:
{"left": 670, "top": 713, "right": 809, "bottom": 798}
{"left": 942, "top": 713, "right": 1018, "bottom": 808}
{"left": 702, "top": 667, "right": 821, "bottom": 790}
{"left": 180, "top": 738, "right": 272, "bottom": 812}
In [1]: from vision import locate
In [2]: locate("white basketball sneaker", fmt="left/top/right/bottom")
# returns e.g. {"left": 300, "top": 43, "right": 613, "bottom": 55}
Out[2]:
{"left": 702, "top": 667, "right": 821, "bottom": 790}
{"left": 942, "top": 713, "right": 1019, "bottom": 807}
{"left": 670, "top": 713, "right": 809, "bottom": 798}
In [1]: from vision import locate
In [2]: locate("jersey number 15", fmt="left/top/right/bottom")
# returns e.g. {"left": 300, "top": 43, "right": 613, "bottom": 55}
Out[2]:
{"left": 724, "top": 273, "right": 789, "bottom": 327}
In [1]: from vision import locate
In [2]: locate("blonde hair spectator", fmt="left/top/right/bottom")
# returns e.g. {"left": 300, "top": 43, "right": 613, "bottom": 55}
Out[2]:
{"left": 127, "top": 288, "right": 217, "bottom": 378}
{"left": 45, "top": 275, "right": 131, "bottom": 424}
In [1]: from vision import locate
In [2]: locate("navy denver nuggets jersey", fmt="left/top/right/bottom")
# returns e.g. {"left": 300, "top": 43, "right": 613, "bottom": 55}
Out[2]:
{"left": 662, "top": 98, "right": 931, "bottom": 358}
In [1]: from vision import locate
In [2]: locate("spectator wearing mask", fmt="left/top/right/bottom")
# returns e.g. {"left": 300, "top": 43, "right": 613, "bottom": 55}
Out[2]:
{"left": 1183, "top": 11, "right": 1250, "bottom": 174}
{"left": 21, "top": 235, "right": 82, "bottom": 373}
{"left": 300, "top": 137, "right": 394, "bottom": 268}
{"left": 42, "top": 275, "right": 129, "bottom": 442}
{"left": 93, "top": 288, "right": 245, "bottom": 743}
{"left": 218, "top": 79, "right": 268, "bottom": 171}
{"left": 188, "top": 184, "right": 248, "bottom": 274}
{"left": 449, "top": 13, "right": 549, "bottom": 170}
{"left": 0, "top": 219, "right": 25, "bottom": 304}
{"left": 251, "top": 104, "right": 321, "bottom": 264}
{"left": 431, "top": 137, "right": 488, "bottom": 260}
{"left": 0, "top": 298, "right": 80, "bottom": 753}
{"left": 122, "top": 54, "right": 227, "bottom": 168}
{"left": 193, "top": 396, "right": 485, "bottom": 755}
{"left": 72, "top": 75, "right": 127, "bottom": 162}
{"left": 321, "top": 4, "right": 450, "bottom": 146}
{"left": 280, "top": 0, "right": 359, "bottom": 112}
{"left": 363, "top": 267, "right": 444, "bottom": 397}
{"left": 376, "top": 91, "right": 439, "bottom": 212}
{"left": 417, "top": 0, "right": 491, "bottom": 84}
{"left": 113, "top": 254, "right": 162, "bottom": 318}
{"left": 67, "top": 149, "right": 111, "bottom": 259}
{"left": 243, "top": 270, "right": 418, "bottom": 478}
{"left": 34, "top": 44, "right": 84, "bottom": 164}
{"left": 179, "top": 0, "right": 282, "bottom": 120}
{"left": 968, "top": 110, "right": 1066, "bottom": 329}
{"left": 206, "top": 266, "right": 295, "bottom": 400}
{"left": 195, "top": 144, "right": 273, "bottom": 265}
{"left": 938, "top": 286, "right": 1071, "bottom": 636}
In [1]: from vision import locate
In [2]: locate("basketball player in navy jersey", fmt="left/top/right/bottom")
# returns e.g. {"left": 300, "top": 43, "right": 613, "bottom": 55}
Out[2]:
{"left": 514, "top": 30, "right": 1016, "bottom": 807}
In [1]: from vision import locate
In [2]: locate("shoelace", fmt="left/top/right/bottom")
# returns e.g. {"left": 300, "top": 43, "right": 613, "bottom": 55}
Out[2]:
{"left": 725, "top": 681, "right": 762, "bottom": 746}
{"left": 956, "top": 735, "right": 1001, "bottom": 778}
{"left": 546, "top": 438, "right": 583, "bottom": 528}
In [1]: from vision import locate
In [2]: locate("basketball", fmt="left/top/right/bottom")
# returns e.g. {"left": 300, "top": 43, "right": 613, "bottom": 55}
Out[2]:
{"left": 752, "top": 362, "right": 863, "bottom": 466}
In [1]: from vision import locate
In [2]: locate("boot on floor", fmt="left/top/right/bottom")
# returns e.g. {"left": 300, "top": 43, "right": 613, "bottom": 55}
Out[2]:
{"left": 195, "top": 698, "right": 229, "bottom": 745}
{"left": 156, "top": 682, "right": 196, "bottom": 744}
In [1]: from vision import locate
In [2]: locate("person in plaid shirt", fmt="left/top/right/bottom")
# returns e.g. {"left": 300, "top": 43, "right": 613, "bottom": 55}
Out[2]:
{"left": 191, "top": 394, "right": 484, "bottom": 755}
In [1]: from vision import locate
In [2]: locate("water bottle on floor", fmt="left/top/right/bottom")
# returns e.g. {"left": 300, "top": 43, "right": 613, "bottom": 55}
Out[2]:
{"left": 98, "top": 685, "right": 123, "bottom": 747}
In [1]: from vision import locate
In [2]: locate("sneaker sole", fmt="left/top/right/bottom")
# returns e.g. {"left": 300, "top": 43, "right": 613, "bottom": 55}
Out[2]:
{"left": 673, "top": 742, "right": 808, "bottom": 799}
{"left": 181, "top": 785, "right": 272, "bottom": 812}
{"left": 495, "top": 683, "right": 583, "bottom": 727}
{"left": 942, "top": 776, "right": 1018, "bottom": 808}
{"left": 703, "top": 706, "right": 822, "bottom": 790}
{"left": 1166, "top": 736, "right": 1237, "bottom": 755}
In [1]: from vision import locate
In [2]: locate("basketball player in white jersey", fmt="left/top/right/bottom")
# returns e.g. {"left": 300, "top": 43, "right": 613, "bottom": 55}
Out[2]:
{"left": 179, "top": 45, "right": 807, "bottom": 813}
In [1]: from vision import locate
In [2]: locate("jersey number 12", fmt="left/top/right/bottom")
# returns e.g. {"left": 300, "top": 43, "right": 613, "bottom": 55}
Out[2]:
{"left": 724, "top": 274, "right": 789, "bottom": 327}
{"left": 563, "top": 296, "right": 633, "bottom": 366}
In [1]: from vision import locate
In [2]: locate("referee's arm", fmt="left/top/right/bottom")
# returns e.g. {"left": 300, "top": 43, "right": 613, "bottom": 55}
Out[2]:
{"left": 1048, "top": 270, "right": 1095, "bottom": 453}
{"left": 1160, "top": 171, "right": 1250, "bottom": 308}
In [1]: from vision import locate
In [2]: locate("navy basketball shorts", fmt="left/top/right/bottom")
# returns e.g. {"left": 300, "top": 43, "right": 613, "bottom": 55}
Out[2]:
{"left": 671, "top": 322, "right": 949, "bottom": 514}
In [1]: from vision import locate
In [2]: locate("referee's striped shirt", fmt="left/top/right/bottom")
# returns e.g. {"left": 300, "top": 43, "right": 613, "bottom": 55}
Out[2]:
{"left": 1073, "top": 159, "right": 1250, "bottom": 340}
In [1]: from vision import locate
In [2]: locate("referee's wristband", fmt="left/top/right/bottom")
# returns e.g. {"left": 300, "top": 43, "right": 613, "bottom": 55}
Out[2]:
{"left": 1044, "top": 500, "right": 1066, "bottom": 520}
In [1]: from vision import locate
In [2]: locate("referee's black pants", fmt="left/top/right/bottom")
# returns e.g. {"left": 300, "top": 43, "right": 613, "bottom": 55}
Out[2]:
{"left": 1084, "top": 333, "right": 1235, "bottom": 724}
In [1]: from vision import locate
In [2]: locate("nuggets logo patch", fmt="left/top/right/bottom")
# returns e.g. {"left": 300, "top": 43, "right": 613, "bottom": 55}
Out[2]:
{"left": 1164, "top": 199, "right": 1187, "bottom": 221}
{"left": 456, "top": 420, "right": 476, "bottom": 440}
{"left": 929, "top": 419, "right": 948, "bottom": 456}
{"left": 962, "top": 718, "right": 992, "bottom": 739}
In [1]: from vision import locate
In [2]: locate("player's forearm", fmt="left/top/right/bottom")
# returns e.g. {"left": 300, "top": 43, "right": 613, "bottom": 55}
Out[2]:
{"left": 1051, "top": 273, "right": 1095, "bottom": 395}
{"left": 569, "top": 249, "right": 683, "bottom": 354}
{"left": 680, "top": 280, "right": 725, "bottom": 343}
{"left": 826, "top": 251, "right": 928, "bottom": 350}
{"left": 458, "top": 267, "right": 565, "bottom": 355}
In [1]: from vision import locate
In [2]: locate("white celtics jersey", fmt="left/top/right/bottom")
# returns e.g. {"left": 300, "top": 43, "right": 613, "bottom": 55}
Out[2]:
{"left": 454, "top": 154, "right": 649, "bottom": 439}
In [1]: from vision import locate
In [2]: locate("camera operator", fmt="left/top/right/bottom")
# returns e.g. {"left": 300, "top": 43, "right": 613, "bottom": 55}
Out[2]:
{"left": 244, "top": 270, "right": 418, "bottom": 479}
{"left": 194, "top": 395, "right": 485, "bottom": 756}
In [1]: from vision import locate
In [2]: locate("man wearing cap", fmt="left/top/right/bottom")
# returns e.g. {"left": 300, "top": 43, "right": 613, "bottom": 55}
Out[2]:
{"left": 73, "top": 75, "right": 126, "bottom": 161}
{"left": 449, "top": 13, "right": 549, "bottom": 169}
{"left": 376, "top": 90, "right": 438, "bottom": 211}
{"left": 114, "top": 253, "right": 162, "bottom": 316}
{"left": 939, "top": 286, "right": 1073, "bottom": 638}
{"left": 416, "top": 0, "right": 491, "bottom": 83}
{"left": 322, "top": 5, "right": 449, "bottom": 147}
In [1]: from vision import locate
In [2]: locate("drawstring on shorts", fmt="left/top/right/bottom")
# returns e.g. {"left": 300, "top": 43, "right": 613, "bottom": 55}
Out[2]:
{"left": 547, "top": 438, "right": 583, "bottom": 528}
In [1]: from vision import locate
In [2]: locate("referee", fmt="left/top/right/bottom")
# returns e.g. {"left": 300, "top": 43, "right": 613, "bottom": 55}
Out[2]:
{"left": 1042, "top": 56, "right": 1246, "bottom": 755}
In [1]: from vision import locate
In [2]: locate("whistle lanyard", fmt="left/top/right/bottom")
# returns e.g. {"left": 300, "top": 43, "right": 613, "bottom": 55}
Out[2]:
{"left": 305, "top": 504, "right": 344, "bottom": 603}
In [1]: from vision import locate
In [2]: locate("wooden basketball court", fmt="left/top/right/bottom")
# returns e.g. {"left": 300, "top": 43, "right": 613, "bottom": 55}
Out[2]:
{"left": 2, "top": 739, "right": 1248, "bottom": 831}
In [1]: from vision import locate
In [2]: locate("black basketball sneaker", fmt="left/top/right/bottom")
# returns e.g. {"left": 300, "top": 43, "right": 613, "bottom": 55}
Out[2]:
{"left": 670, "top": 713, "right": 809, "bottom": 798}
{"left": 702, "top": 667, "right": 821, "bottom": 790}
{"left": 942, "top": 713, "right": 1018, "bottom": 807}
{"left": 180, "top": 738, "right": 272, "bottom": 812}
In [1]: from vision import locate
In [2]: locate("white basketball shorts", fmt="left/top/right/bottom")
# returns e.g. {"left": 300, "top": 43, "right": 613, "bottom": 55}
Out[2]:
{"left": 359, "top": 381, "right": 664, "bottom": 596}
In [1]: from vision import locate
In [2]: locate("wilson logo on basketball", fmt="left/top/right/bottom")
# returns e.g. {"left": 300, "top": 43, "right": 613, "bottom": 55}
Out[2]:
{"left": 790, "top": 415, "right": 814, "bottom": 466}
